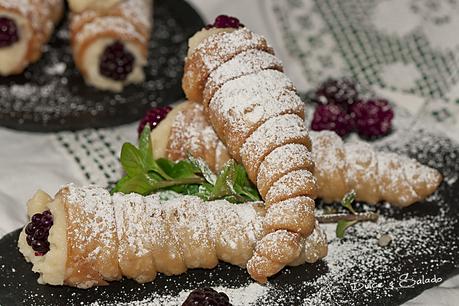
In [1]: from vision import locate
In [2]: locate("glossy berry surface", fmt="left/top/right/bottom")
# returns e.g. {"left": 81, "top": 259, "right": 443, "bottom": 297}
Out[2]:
{"left": 138, "top": 105, "right": 172, "bottom": 136}
{"left": 0, "top": 17, "right": 20, "bottom": 48}
{"left": 99, "top": 41, "right": 135, "bottom": 81}
{"left": 182, "top": 287, "right": 231, "bottom": 306}
{"left": 206, "top": 15, "right": 243, "bottom": 29}
{"left": 25, "top": 210, "right": 53, "bottom": 256}
{"left": 351, "top": 99, "right": 394, "bottom": 138}
{"left": 311, "top": 104, "right": 353, "bottom": 137}
{"left": 315, "top": 78, "right": 359, "bottom": 106}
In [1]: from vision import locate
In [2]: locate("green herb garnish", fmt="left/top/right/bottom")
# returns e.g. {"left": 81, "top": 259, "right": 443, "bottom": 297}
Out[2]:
{"left": 111, "top": 126, "right": 261, "bottom": 203}
{"left": 336, "top": 220, "right": 358, "bottom": 239}
{"left": 341, "top": 190, "right": 357, "bottom": 214}
{"left": 335, "top": 190, "right": 357, "bottom": 238}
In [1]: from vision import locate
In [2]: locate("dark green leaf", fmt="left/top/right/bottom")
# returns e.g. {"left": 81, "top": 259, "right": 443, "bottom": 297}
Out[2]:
{"left": 188, "top": 155, "right": 217, "bottom": 185}
{"left": 336, "top": 220, "right": 358, "bottom": 238}
{"left": 156, "top": 158, "right": 200, "bottom": 179}
{"left": 111, "top": 175, "right": 131, "bottom": 194}
{"left": 120, "top": 143, "right": 145, "bottom": 177}
{"left": 113, "top": 173, "right": 157, "bottom": 195}
{"left": 209, "top": 161, "right": 234, "bottom": 199}
{"left": 167, "top": 184, "right": 202, "bottom": 196}
{"left": 138, "top": 126, "right": 155, "bottom": 169}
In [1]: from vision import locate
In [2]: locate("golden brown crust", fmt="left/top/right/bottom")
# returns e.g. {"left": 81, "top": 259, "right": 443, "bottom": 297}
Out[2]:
{"left": 182, "top": 28, "right": 320, "bottom": 283}
{"left": 61, "top": 187, "right": 121, "bottom": 288}
{"left": 257, "top": 144, "right": 315, "bottom": 199}
{"left": 240, "top": 114, "right": 312, "bottom": 184}
{"left": 202, "top": 50, "right": 284, "bottom": 107}
{"left": 264, "top": 197, "right": 315, "bottom": 236}
{"left": 20, "top": 186, "right": 328, "bottom": 287}
{"left": 182, "top": 28, "right": 274, "bottom": 104}
{"left": 70, "top": 0, "right": 151, "bottom": 78}
{"left": 311, "top": 131, "right": 443, "bottom": 207}
{"left": 0, "top": 0, "right": 63, "bottom": 75}
{"left": 166, "top": 102, "right": 230, "bottom": 172}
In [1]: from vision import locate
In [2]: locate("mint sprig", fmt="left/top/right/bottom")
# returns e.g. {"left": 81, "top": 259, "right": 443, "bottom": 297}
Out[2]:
{"left": 336, "top": 190, "right": 358, "bottom": 239}
{"left": 112, "top": 126, "right": 261, "bottom": 203}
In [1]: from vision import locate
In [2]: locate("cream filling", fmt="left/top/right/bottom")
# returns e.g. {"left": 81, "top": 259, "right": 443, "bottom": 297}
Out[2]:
{"left": 0, "top": 12, "right": 31, "bottom": 76}
{"left": 150, "top": 102, "right": 188, "bottom": 159}
{"left": 82, "top": 38, "right": 146, "bottom": 92}
{"left": 18, "top": 190, "right": 67, "bottom": 286}
{"left": 187, "top": 27, "right": 236, "bottom": 56}
{"left": 68, "top": 0, "right": 120, "bottom": 13}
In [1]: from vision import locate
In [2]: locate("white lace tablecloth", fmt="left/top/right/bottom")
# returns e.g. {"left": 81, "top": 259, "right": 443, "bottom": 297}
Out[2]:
{"left": 0, "top": 0, "right": 458, "bottom": 304}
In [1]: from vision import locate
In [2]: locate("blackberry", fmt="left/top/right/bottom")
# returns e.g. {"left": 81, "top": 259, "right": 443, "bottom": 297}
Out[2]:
{"left": 206, "top": 15, "right": 243, "bottom": 29}
{"left": 0, "top": 17, "right": 20, "bottom": 48}
{"left": 182, "top": 288, "right": 232, "bottom": 306}
{"left": 311, "top": 104, "right": 353, "bottom": 137}
{"left": 351, "top": 99, "right": 394, "bottom": 139}
{"left": 315, "top": 78, "right": 359, "bottom": 106}
{"left": 25, "top": 210, "right": 53, "bottom": 256}
{"left": 137, "top": 106, "right": 173, "bottom": 136}
{"left": 99, "top": 41, "right": 135, "bottom": 81}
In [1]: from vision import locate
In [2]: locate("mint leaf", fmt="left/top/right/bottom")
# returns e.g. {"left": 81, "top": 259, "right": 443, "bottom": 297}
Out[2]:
{"left": 336, "top": 220, "right": 358, "bottom": 238}
{"left": 341, "top": 190, "right": 357, "bottom": 214}
{"left": 209, "top": 160, "right": 234, "bottom": 200}
{"left": 113, "top": 173, "right": 157, "bottom": 195}
{"left": 138, "top": 126, "right": 155, "bottom": 169}
{"left": 206, "top": 160, "right": 260, "bottom": 203}
{"left": 120, "top": 143, "right": 145, "bottom": 177}
{"left": 114, "top": 134, "right": 260, "bottom": 203}
{"left": 232, "top": 164, "right": 260, "bottom": 201}
{"left": 111, "top": 175, "right": 131, "bottom": 194}
{"left": 156, "top": 158, "right": 200, "bottom": 179}
{"left": 188, "top": 155, "right": 217, "bottom": 185}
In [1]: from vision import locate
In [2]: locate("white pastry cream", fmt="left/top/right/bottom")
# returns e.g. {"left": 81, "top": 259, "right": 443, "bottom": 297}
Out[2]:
{"left": 82, "top": 38, "right": 146, "bottom": 92}
{"left": 150, "top": 102, "right": 188, "bottom": 159}
{"left": 0, "top": 12, "right": 31, "bottom": 76}
{"left": 187, "top": 27, "right": 236, "bottom": 56}
{"left": 18, "top": 190, "right": 67, "bottom": 286}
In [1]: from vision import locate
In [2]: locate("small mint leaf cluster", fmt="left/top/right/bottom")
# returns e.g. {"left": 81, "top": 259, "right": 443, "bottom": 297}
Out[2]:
{"left": 112, "top": 126, "right": 260, "bottom": 204}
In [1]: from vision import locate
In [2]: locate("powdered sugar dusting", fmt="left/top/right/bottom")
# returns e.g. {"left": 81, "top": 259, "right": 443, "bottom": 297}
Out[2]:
{"left": 92, "top": 282, "right": 269, "bottom": 306}
{"left": 209, "top": 69, "right": 302, "bottom": 137}
{"left": 257, "top": 144, "right": 313, "bottom": 196}
{"left": 167, "top": 103, "right": 228, "bottom": 171}
{"left": 310, "top": 130, "right": 442, "bottom": 206}
{"left": 193, "top": 27, "right": 271, "bottom": 72}
{"left": 75, "top": 16, "right": 146, "bottom": 47}
{"left": 265, "top": 169, "right": 317, "bottom": 203}
{"left": 240, "top": 114, "right": 311, "bottom": 178}
{"left": 204, "top": 49, "right": 283, "bottom": 104}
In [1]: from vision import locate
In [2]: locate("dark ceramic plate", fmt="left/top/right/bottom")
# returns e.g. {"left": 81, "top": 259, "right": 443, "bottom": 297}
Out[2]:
{"left": 0, "top": 130, "right": 458, "bottom": 305}
{"left": 0, "top": 0, "right": 204, "bottom": 132}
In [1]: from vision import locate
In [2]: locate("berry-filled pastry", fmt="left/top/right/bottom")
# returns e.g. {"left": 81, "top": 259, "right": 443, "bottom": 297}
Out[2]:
{"left": 18, "top": 184, "right": 327, "bottom": 288}
{"left": 149, "top": 102, "right": 442, "bottom": 208}
{"left": 68, "top": 0, "right": 121, "bottom": 13}
{"left": 182, "top": 16, "right": 319, "bottom": 283}
{"left": 69, "top": 0, "right": 152, "bottom": 92}
{"left": 0, "top": 0, "right": 63, "bottom": 76}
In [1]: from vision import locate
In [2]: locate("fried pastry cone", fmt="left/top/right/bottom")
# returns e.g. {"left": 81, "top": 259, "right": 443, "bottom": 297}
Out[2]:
{"left": 183, "top": 26, "right": 319, "bottom": 282}
{"left": 68, "top": 0, "right": 121, "bottom": 13}
{"left": 0, "top": 0, "right": 63, "bottom": 75}
{"left": 151, "top": 104, "right": 442, "bottom": 208}
{"left": 18, "top": 185, "right": 327, "bottom": 287}
{"left": 311, "top": 131, "right": 442, "bottom": 207}
{"left": 69, "top": 0, "right": 152, "bottom": 92}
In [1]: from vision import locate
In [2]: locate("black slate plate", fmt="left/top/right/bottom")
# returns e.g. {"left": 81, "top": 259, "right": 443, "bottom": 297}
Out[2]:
{"left": 0, "top": 0, "right": 204, "bottom": 132}
{"left": 0, "top": 130, "right": 458, "bottom": 306}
